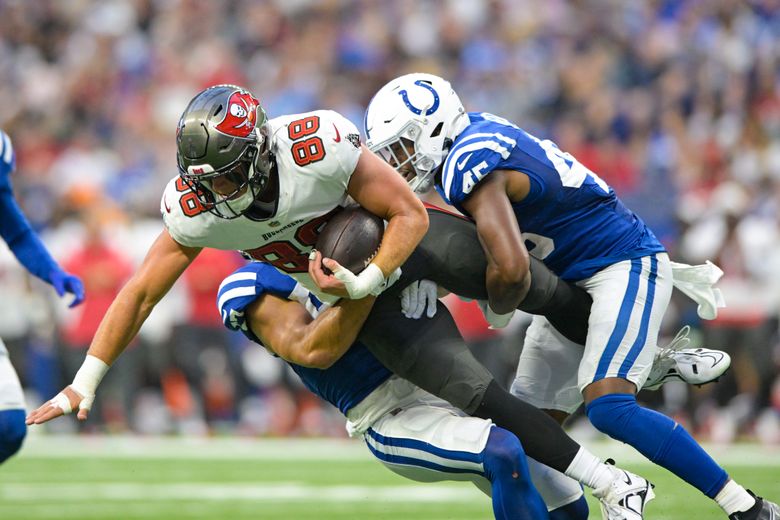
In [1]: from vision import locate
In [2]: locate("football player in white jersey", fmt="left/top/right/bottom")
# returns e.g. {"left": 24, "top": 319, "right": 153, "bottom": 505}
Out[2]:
{"left": 365, "top": 72, "right": 777, "bottom": 520}
{"left": 28, "top": 85, "right": 659, "bottom": 520}
{"left": 25, "top": 83, "right": 426, "bottom": 421}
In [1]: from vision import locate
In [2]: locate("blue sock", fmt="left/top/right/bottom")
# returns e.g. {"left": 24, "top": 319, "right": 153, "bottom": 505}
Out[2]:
{"left": 549, "top": 494, "right": 589, "bottom": 520}
{"left": 483, "top": 427, "right": 549, "bottom": 520}
{"left": 0, "top": 409, "right": 26, "bottom": 464}
{"left": 586, "top": 393, "right": 728, "bottom": 498}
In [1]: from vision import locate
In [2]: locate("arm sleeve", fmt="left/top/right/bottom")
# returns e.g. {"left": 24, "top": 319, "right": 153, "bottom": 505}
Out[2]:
{"left": 0, "top": 183, "right": 60, "bottom": 284}
{"left": 160, "top": 177, "right": 202, "bottom": 248}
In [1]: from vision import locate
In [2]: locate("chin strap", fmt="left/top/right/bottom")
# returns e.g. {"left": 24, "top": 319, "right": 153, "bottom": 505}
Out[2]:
{"left": 243, "top": 166, "right": 280, "bottom": 221}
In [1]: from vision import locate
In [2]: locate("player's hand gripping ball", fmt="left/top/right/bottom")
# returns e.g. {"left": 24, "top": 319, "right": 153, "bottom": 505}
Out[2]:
{"left": 315, "top": 205, "right": 384, "bottom": 275}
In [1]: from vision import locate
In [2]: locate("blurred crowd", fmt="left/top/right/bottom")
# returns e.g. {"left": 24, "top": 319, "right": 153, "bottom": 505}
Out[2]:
{"left": 0, "top": 0, "right": 778, "bottom": 442}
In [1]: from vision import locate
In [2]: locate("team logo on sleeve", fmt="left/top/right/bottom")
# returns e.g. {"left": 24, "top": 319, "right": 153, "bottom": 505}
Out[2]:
{"left": 346, "top": 133, "right": 361, "bottom": 149}
{"left": 215, "top": 90, "right": 260, "bottom": 138}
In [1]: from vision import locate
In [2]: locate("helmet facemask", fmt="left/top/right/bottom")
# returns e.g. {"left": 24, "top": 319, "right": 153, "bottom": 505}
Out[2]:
{"left": 179, "top": 126, "right": 275, "bottom": 219}
{"left": 371, "top": 120, "right": 440, "bottom": 194}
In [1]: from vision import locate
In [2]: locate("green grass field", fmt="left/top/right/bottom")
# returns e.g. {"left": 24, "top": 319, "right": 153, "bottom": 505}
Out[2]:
{"left": 1, "top": 435, "right": 778, "bottom": 519}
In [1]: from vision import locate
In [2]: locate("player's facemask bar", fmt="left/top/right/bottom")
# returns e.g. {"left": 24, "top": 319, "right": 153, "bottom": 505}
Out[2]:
{"left": 370, "top": 121, "right": 438, "bottom": 194}
{"left": 180, "top": 129, "right": 274, "bottom": 219}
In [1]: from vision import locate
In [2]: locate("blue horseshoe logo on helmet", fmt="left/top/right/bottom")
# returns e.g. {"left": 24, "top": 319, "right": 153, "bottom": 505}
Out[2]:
{"left": 398, "top": 80, "right": 440, "bottom": 116}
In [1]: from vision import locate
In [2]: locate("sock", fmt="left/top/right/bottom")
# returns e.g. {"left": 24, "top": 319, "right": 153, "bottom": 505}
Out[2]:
{"left": 482, "top": 427, "right": 549, "bottom": 520}
{"left": 564, "top": 447, "right": 614, "bottom": 490}
{"left": 0, "top": 409, "right": 26, "bottom": 464}
{"left": 473, "top": 380, "right": 581, "bottom": 473}
{"left": 586, "top": 393, "right": 729, "bottom": 497}
{"left": 714, "top": 480, "right": 756, "bottom": 515}
{"left": 549, "top": 494, "right": 589, "bottom": 520}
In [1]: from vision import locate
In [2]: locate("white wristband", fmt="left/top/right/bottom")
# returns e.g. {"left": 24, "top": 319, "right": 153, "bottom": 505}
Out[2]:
{"left": 361, "top": 263, "right": 387, "bottom": 296}
{"left": 333, "top": 262, "right": 385, "bottom": 299}
{"left": 71, "top": 354, "right": 110, "bottom": 398}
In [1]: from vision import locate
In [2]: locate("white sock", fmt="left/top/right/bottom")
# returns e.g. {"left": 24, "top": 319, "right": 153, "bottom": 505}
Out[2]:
{"left": 564, "top": 447, "right": 614, "bottom": 490}
{"left": 715, "top": 480, "right": 756, "bottom": 515}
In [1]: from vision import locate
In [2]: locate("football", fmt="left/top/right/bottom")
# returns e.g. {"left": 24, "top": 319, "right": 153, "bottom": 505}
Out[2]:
{"left": 315, "top": 205, "right": 384, "bottom": 274}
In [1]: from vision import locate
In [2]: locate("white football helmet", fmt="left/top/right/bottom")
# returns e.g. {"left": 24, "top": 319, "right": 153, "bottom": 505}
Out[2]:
{"left": 364, "top": 73, "right": 470, "bottom": 193}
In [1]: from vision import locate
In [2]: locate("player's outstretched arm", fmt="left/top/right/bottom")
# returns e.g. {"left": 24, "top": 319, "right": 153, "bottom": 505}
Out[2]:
{"left": 26, "top": 229, "right": 201, "bottom": 425}
{"left": 462, "top": 170, "right": 531, "bottom": 315}
{"left": 312, "top": 146, "right": 428, "bottom": 299}
{"left": 246, "top": 270, "right": 376, "bottom": 368}
{"left": 0, "top": 130, "right": 84, "bottom": 307}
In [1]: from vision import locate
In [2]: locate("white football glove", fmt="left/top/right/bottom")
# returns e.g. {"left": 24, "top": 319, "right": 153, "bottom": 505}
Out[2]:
{"left": 477, "top": 301, "right": 515, "bottom": 329}
{"left": 332, "top": 262, "right": 402, "bottom": 299}
{"left": 400, "top": 279, "right": 438, "bottom": 319}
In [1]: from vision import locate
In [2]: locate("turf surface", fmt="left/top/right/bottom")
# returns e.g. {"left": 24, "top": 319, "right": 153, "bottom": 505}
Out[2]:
{"left": 1, "top": 435, "right": 778, "bottom": 519}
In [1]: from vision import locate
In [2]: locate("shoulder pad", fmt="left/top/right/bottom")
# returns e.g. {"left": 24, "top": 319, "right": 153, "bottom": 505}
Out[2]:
{"left": 440, "top": 129, "right": 518, "bottom": 205}
{"left": 271, "top": 110, "right": 363, "bottom": 194}
{"left": 311, "top": 110, "right": 363, "bottom": 176}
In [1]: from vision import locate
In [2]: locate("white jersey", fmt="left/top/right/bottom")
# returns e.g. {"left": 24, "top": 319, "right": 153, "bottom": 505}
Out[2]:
{"left": 162, "top": 110, "right": 363, "bottom": 303}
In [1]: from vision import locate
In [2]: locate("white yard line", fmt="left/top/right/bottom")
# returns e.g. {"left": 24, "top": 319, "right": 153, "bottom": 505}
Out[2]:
{"left": 17, "top": 433, "right": 780, "bottom": 466}
{"left": 20, "top": 434, "right": 369, "bottom": 460}
{"left": 0, "top": 482, "right": 485, "bottom": 502}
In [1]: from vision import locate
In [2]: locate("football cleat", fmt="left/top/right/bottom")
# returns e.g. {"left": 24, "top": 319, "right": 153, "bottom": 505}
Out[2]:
{"left": 644, "top": 326, "right": 731, "bottom": 391}
{"left": 593, "top": 460, "right": 655, "bottom": 520}
{"left": 729, "top": 491, "right": 780, "bottom": 520}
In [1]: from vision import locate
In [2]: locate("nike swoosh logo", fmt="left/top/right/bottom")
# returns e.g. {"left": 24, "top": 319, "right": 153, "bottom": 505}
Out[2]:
{"left": 456, "top": 153, "right": 473, "bottom": 170}
{"left": 333, "top": 123, "right": 341, "bottom": 143}
{"left": 164, "top": 196, "right": 172, "bottom": 213}
{"left": 621, "top": 471, "right": 633, "bottom": 486}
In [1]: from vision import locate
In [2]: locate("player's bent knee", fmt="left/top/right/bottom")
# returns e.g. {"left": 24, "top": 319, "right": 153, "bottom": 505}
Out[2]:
{"left": 542, "top": 408, "right": 569, "bottom": 425}
{"left": 0, "top": 409, "right": 27, "bottom": 463}
{"left": 585, "top": 393, "right": 638, "bottom": 440}
{"left": 482, "top": 427, "right": 530, "bottom": 485}
{"left": 582, "top": 377, "right": 636, "bottom": 403}
{"left": 549, "top": 494, "right": 589, "bottom": 520}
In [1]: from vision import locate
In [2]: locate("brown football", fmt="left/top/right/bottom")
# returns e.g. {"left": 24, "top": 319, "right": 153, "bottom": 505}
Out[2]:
{"left": 315, "top": 205, "right": 384, "bottom": 275}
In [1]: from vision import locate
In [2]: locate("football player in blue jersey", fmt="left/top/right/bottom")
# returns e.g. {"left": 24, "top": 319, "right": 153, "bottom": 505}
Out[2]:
{"left": 216, "top": 261, "right": 549, "bottom": 520}
{"left": 365, "top": 73, "right": 778, "bottom": 520}
{"left": 0, "top": 130, "right": 85, "bottom": 464}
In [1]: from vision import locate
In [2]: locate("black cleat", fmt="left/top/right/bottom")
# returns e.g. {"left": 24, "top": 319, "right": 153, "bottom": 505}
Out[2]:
{"left": 729, "top": 491, "right": 780, "bottom": 520}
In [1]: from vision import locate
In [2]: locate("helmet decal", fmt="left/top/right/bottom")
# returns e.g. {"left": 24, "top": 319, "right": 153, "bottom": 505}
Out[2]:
{"left": 187, "top": 164, "right": 215, "bottom": 175}
{"left": 398, "top": 80, "right": 440, "bottom": 116}
{"left": 215, "top": 90, "right": 260, "bottom": 138}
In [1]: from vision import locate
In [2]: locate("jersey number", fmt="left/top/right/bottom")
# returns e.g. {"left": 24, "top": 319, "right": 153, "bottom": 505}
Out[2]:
{"left": 480, "top": 112, "right": 609, "bottom": 194}
{"left": 243, "top": 208, "right": 340, "bottom": 273}
{"left": 288, "top": 116, "right": 326, "bottom": 167}
{"left": 538, "top": 140, "right": 609, "bottom": 194}
{"left": 175, "top": 177, "right": 209, "bottom": 217}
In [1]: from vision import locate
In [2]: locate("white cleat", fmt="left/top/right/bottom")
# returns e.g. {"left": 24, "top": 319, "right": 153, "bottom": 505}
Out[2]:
{"left": 593, "top": 461, "right": 655, "bottom": 520}
{"left": 644, "top": 326, "right": 731, "bottom": 391}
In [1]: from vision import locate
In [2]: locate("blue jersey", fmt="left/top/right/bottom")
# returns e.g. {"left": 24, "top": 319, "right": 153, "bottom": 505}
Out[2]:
{"left": 0, "top": 133, "right": 60, "bottom": 283}
{"left": 436, "top": 113, "right": 665, "bottom": 281}
{"left": 217, "top": 262, "right": 391, "bottom": 415}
